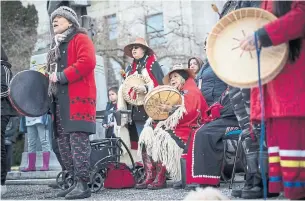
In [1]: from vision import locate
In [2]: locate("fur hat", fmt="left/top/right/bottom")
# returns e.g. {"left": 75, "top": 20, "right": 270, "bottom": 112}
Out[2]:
{"left": 50, "top": 6, "right": 80, "bottom": 28}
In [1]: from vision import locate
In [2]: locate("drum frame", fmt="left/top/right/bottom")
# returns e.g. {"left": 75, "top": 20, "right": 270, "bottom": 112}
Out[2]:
{"left": 122, "top": 74, "right": 152, "bottom": 106}
{"left": 206, "top": 8, "right": 289, "bottom": 88}
{"left": 144, "top": 85, "right": 182, "bottom": 120}
{"left": 8, "top": 70, "right": 50, "bottom": 117}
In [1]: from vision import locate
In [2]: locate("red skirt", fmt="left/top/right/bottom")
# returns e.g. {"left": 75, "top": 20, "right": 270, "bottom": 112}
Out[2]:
{"left": 267, "top": 117, "right": 305, "bottom": 200}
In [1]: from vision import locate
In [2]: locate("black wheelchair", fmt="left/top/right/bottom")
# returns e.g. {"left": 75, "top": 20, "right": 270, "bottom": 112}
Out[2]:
{"left": 56, "top": 110, "right": 144, "bottom": 193}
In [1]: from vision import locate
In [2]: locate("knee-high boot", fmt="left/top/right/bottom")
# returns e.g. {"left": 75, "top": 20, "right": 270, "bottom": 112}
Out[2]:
{"left": 22, "top": 152, "right": 36, "bottom": 172}
{"left": 135, "top": 146, "right": 156, "bottom": 189}
{"left": 242, "top": 150, "right": 279, "bottom": 199}
{"left": 147, "top": 162, "right": 167, "bottom": 190}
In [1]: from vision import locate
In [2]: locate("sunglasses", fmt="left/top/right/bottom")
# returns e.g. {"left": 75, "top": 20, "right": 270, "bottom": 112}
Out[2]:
{"left": 129, "top": 46, "right": 140, "bottom": 51}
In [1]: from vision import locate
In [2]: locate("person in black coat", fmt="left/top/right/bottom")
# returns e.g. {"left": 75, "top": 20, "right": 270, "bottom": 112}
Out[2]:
{"left": 1, "top": 46, "right": 18, "bottom": 195}
{"left": 195, "top": 60, "right": 228, "bottom": 106}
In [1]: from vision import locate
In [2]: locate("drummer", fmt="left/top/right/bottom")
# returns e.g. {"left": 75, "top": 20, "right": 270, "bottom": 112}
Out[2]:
{"left": 240, "top": 1, "right": 305, "bottom": 200}
{"left": 136, "top": 64, "right": 208, "bottom": 190}
{"left": 117, "top": 38, "right": 164, "bottom": 136}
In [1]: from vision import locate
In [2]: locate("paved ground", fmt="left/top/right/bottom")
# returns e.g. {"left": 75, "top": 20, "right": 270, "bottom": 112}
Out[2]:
{"left": 1, "top": 179, "right": 286, "bottom": 200}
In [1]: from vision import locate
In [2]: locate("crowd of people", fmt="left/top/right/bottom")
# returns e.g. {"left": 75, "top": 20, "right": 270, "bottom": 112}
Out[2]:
{"left": 1, "top": 0, "right": 305, "bottom": 200}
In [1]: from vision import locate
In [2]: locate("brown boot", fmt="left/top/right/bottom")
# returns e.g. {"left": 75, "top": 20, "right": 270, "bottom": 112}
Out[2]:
{"left": 147, "top": 162, "right": 167, "bottom": 190}
{"left": 135, "top": 147, "right": 156, "bottom": 189}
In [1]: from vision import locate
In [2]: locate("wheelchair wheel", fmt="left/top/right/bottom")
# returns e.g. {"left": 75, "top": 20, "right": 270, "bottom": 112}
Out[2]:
{"left": 89, "top": 172, "right": 104, "bottom": 193}
{"left": 56, "top": 171, "right": 74, "bottom": 190}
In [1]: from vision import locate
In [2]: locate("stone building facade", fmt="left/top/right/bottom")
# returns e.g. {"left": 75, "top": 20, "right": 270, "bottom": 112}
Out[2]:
{"left": 22, "top": 0, "right": 225, "bottom": 87}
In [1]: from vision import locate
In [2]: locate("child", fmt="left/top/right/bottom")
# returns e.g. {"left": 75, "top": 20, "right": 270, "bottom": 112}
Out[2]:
{"left": 103, "top": 87, "right": 118, "bottom": 138}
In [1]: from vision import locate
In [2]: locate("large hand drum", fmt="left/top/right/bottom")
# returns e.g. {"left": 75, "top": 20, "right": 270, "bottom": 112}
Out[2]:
{"left": 206, "top": 8, "right": 289, "bottom": 88}
{"left": 9, "top": 70, "right": 50, "bottom": 117}
{"left": 122, "top": 74, "right": 151, "bottom": 106}
{"left": 144, "top": 85, "right": 182, "bottom": 120}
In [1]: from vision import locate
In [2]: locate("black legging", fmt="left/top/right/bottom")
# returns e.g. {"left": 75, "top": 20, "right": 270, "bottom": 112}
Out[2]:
{"left": 52, "top": 137, "right": 66, "bottom": 171}
{"left": 1, "top": 115, "right": 10, "bottom": 185}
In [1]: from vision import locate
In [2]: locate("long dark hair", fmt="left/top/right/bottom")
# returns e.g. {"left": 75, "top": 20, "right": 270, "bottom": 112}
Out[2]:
{"left": 108, "top": 86, "right": 118, "bottom": 95}
{"left": 273, "top": 1, "right": 302, "bottom": 62}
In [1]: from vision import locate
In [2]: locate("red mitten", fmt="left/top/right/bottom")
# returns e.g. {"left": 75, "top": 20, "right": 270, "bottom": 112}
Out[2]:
{"left": 210, "top": 103, "right": 224, "bottom": 119}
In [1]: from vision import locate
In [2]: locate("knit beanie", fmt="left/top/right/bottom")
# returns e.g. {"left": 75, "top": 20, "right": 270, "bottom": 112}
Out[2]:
{"left": 50, "top": 6, "right": 80, "bottom": 28}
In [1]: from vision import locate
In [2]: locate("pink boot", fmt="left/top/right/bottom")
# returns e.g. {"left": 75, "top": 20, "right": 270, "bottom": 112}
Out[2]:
{"left": 40, "top": 152, "right": 50, "bottom": 171}
{"left": 22, "top": 152, "right": 36, "bottom": 172}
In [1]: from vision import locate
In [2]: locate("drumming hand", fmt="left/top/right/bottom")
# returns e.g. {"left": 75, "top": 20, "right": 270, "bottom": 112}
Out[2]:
{"left": 49, "top": 72, "right": 58, "bottom": 83}
{"left": 158, "top": 104, "right": 173, "bottom": 112}
{"left": 240, "top": 34, "right": 261, "bottom": 51}
{"left": 134, "top": 86, "right": 147, "bottom": 94}
{"left": 103, "top": 124, "right": 108, "bottom": 128}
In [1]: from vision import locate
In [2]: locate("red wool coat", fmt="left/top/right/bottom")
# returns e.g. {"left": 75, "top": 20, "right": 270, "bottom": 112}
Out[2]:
{"left": 251, "top": 1, "right": 305, "bottom": 120}
{"left": 174, "top": 78, "right": 209, "bottom": 143}
{"left": 54, "top": 31, "right": 97, "bottom": 134}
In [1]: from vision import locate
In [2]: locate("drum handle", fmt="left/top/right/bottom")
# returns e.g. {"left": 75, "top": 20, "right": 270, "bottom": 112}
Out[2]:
{"left": 255, "top": 32, "right": 267, "bottom": 200}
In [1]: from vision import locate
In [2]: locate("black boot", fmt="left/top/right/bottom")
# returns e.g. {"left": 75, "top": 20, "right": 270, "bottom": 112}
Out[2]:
{"left": 173, "top": 158, "right": 186, "bottom": 189}
{"left": 56, "top": 182, "right": 76, "bottom": 198}
{"left": 231, "top": 173, "right": 254, "bottom": 198}
{"left": 241, "top": 150, "right": 278, "bottom": 199}
{"left": 242, "top": 173, "right": 263, "bottom": 199}
{"left": 65, "top": 179, "right": 91, "bottom": 200}
{"left": 184, "top": 183, "right": 200, "bottom": 191}
{"left": 231, "top": 135, "right": 257, "bottom": 198}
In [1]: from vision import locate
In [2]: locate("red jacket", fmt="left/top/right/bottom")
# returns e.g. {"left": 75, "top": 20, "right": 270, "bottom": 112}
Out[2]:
{"left": 55, "top": 32, "right": 97, "bottom": 134}
{"left": 251, "top": 1, "right": 305, "bottom": 120}
{"left": 175, "top": 78, "right": 209, "bottom": 142}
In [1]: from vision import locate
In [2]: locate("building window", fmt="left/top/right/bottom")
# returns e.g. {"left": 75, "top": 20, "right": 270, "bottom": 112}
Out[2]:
{"left": 105, "top": 14, "right": 117, "bottom": 40}
{"left": 146, "top": 13, "right": 166, "bottom": 46}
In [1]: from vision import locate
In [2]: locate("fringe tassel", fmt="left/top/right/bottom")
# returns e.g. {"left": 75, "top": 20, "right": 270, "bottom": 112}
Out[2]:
{"left": 155, "top": 96, "right": 187, "bottom": 131}
{"left": 117, "top": 85, "right": 128, "bottom": 126}
{"left": 141, "top": 68, "right": 154, "bottom": 91}
{"left": 117, "top": 126, "right": 130, "bottom": 155}
{"left": 144, "top": 117, "right": 153, "bottom": 127}
{"left": 152, "top": 128, "right": 183, "bottom": 181}
{"left": 137, "top": 126, "right": 155, "bottom": 158}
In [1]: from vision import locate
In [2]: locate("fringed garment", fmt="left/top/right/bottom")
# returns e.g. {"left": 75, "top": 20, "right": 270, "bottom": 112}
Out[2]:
{"left": 138, "top": 79, "right": 208, "bottom": 181}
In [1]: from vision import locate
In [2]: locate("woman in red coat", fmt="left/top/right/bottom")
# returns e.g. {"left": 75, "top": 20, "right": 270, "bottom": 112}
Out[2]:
{"left": 48, "top": 6, "right": 96, "bottom": 199}
{"left": 136, "top": 64, "right": 208, "bottom": 190}
{"left": 240, "top": 1, "right": 305, "bottom": 199}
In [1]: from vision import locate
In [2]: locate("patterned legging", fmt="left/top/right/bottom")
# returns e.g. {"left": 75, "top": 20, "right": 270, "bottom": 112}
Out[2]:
{"left": 55, "top": 104, "right": 91, "bottom": 182}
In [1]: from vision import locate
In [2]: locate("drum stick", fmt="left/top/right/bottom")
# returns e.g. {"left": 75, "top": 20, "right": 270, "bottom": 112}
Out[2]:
{"left": 211, "top": 4, "right": 221, "bottom": 17}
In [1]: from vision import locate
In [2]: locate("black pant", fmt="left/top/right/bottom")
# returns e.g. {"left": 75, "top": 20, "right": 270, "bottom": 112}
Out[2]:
{"left": 52, "top": 137, "right": 65, "bottom": 171}
{"left": 5, "top": 144, "right": 13, "bottom": 172}
{"left": 1, "top": 115, "right": 10, "bottom": 185}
